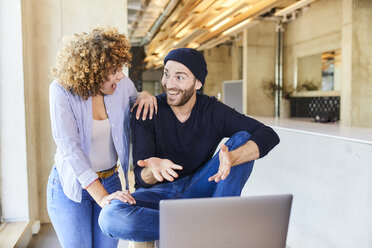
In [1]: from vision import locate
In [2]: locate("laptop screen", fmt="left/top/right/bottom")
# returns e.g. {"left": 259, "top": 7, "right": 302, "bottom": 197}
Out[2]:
{"left": 160, "top": 194, "right": 292, "bottom": 248}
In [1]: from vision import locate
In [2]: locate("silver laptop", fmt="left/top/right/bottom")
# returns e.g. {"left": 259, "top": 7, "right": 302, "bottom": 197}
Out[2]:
{"left": 160, "top": 194, "right": 292, "bottom": 248}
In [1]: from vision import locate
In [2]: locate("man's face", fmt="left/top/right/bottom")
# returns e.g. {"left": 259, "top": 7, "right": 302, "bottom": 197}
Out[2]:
{"left": 161, "top": 60, "right": 202, "bottom": 106}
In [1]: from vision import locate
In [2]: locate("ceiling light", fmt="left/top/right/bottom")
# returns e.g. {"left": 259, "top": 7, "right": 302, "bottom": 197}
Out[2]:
{"left": 211, "top": 18, "right": 232, "bottom": 31}
{"left": 187, "top": 42, "right": 200, "bottom": 49}
{"left": 236, "top": 6, "right": 251, "bottom": 14}
{"left": 220, "top": 0, "right": 240, "bottom": 8}
{"left": 206, "top": 3, "right": 249, "bottom": 27}
{"left": 175, "top": 28, "right": 190, "bottom": 39}
{"left": 173, "top": 29, "right": 208, "bottom": 48}
{"left": 222, "top": 18, "right": 252, "bottom": 36}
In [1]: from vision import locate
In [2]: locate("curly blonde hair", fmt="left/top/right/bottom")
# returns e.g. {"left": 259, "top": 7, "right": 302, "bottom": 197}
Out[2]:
{"left": 51, "top": 26, "right": 132, "bottom": 100}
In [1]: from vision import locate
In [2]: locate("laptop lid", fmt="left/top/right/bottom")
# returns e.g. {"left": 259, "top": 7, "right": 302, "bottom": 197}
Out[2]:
{"left": 160, "top": 194, "right": 292, "bottom": 248}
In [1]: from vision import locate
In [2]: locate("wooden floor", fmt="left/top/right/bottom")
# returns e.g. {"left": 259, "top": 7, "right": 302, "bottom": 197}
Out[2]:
{"left": 27, "top": 224, "right": 61, "bottom": 248}
{"left": 28, "top": 223, "right": 129, "bottom": 248}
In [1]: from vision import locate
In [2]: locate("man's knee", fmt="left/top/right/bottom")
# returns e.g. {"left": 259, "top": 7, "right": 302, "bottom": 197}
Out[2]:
{"left": 98, "top": 201, "right": 134, "bottom": 239}
{"left": 98, "top": 203, "right": 117, "bottom": 237}
{"left": 225, "top": 131, "right": 251, "bottom": 150}
{"left": 232, "top": 130, "right": 251, "bottom": 140}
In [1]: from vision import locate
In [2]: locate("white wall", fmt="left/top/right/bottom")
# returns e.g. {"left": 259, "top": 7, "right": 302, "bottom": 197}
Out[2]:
{"left": 243, "top": 128, "right": 372, "bottom": 247}
{"left": 0, "top": 0, "right": 29, "bottom": 221}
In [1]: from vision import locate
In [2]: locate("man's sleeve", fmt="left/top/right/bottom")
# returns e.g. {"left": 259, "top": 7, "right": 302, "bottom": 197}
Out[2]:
{"left": 131, "top": 106, "right": 156, "bottom": 188}
{"left": 215, "top": 101, "right": 280, "bottom": 158}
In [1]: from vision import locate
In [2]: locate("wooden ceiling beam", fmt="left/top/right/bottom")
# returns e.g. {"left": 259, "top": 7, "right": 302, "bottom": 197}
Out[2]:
{"left": 145, "top": 1, "right": 201, "bottom": 53}
{"left": 195, "top": 0, "right": 285, "bottom": 44}
{"left": 144, "top": 0, "right": 293, "bottom": 68}
{"left": 146, "top": 0, "right": 227, "bottom": 54}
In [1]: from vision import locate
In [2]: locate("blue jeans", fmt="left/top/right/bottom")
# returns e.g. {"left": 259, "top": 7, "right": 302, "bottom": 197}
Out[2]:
{"left": 99, "top": 131, "right": 254, "bottom": 242}
{"left": 47, "top": 167, "right": 121, "bottom": 248}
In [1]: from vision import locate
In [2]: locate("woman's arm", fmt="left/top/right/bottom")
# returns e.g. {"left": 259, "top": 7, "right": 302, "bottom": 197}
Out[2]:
{"left": 49, "top": 82, "right": 98, "bottom": 189}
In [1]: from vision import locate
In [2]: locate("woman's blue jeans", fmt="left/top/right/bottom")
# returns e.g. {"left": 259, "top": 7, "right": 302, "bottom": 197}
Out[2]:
{"left": 99, "top": 131, "right": 254, "bottom": 242}
{"left": 47, "top": 167, "right": 121, "bottom": 248}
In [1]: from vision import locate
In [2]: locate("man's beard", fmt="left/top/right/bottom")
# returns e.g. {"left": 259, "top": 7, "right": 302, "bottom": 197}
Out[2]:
{"left": 164, "top": 81, "right": 196, "bottom": 107}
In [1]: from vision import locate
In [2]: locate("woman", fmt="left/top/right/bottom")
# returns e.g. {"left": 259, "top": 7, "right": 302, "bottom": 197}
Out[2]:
{"left": 47, "top": 26, "right": 156, "bottom": 248}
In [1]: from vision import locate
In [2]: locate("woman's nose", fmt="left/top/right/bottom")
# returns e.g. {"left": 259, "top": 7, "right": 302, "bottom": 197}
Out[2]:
{"left": 117, "top": 71, "right": 125, "bottom": 80}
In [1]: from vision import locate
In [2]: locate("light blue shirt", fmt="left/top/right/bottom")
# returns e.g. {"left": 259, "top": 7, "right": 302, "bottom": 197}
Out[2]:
{"left": 49, "top": 77, "right": 137, "bottom": 202}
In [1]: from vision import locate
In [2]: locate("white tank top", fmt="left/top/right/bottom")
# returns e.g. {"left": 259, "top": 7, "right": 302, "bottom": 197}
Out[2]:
{"left": 89, "top": 119, "right": 118, "bottom": 172}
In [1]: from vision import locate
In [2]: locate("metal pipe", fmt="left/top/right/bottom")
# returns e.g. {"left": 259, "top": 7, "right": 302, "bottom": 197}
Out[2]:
{"left": 275, "top": 22, "right": 284, "bottom": 117}
{"left": 140, "top": 0, "right": 180, "bottom": 46}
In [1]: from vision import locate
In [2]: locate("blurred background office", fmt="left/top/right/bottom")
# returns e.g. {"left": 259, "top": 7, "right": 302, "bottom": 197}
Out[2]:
{"left": 1, "top": 0, "right": 371, "bottom": 247}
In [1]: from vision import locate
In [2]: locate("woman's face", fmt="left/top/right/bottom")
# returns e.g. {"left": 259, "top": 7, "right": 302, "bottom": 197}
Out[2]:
{"left": 100, "top": 68, "right": 125, "bottom": 95}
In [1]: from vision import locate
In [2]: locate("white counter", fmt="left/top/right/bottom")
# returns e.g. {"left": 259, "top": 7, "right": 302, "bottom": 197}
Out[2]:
{"left": 255, "top": 116, "right": 372, "bottom": 145}
{"left": 242, "top": 117, "right": 372, "bottom": 248}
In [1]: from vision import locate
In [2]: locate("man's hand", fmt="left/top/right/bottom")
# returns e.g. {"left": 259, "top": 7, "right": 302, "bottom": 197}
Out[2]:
{"left": 208, "top": 140, "right": 259, "bottom": 183}
{"left": 131, "top": 91, "right": 158, "bottom": 120}
{"left": 209, "top": 144, "right": 233, "bottom": 182}
{"left": 138, "top": 157, "right": 183, "bottom": 183}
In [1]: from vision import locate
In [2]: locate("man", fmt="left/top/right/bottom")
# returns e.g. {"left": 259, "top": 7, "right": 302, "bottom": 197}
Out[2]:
{"left": 99, "top": 48, "right": 280, "bottom": 242}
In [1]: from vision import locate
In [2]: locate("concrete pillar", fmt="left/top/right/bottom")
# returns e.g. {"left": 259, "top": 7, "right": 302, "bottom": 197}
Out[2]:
{"left": 245, "top": 21, "right": 276, "bottom": 117}
{"left": 203, "top": 46, "right": 233, "bottom": 100}
{"left": 231, "top": 39, "right": 242, "bottom": 81}
{"left": 341, "top": 0, "right": 372, "bottom": 128}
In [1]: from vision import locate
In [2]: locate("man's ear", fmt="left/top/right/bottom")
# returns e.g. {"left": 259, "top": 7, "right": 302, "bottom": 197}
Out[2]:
{"left": 195, "top": 80, "right": 202, "bottom": 90}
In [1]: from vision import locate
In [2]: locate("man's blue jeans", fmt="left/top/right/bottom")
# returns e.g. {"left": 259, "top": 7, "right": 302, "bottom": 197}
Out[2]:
{"left": 99, "top": 131, "right": 254, "bottom": 242}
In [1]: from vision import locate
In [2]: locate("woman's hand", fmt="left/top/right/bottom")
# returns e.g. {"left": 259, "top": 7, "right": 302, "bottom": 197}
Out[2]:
{"left": 131, "top": 91, "right": 158, "bottom": 120}
{"left": 98, "top": 190, "right": 136, "bottom": 208}
{"left": 86, "top": 180, "right": 136, "bottom": 208}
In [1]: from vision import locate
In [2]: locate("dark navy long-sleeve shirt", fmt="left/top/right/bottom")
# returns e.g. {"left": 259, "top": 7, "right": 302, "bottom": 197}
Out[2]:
{"left": 131, "top": 93, "right": 279, "bottom": 189}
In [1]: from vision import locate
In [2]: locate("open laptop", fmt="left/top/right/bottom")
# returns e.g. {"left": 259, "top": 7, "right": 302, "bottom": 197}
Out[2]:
{"left": 160, "top": 194, "right": 292, "bottom": 248}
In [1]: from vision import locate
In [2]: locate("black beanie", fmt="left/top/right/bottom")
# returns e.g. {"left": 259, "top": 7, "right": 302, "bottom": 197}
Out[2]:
{"left": 164, "top": 48, "right": 208, "bottom": 84}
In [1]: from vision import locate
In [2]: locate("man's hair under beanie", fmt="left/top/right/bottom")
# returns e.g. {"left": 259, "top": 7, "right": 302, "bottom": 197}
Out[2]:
{"left": 164, "top": 48, "right": 208, "bottom": 84}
